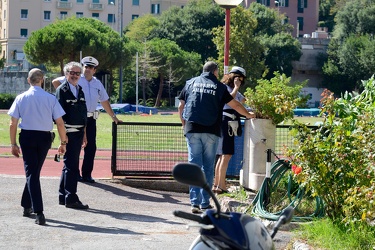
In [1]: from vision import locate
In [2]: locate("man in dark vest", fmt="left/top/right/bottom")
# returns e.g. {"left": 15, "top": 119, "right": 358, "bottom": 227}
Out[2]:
{"left": 55, "top": 61, "right": 89, "bottom": 209}
{"left": 178, "top": 61, "right": 255, "bottom": 213}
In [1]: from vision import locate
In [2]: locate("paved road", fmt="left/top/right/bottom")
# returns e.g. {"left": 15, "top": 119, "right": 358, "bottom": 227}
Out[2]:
{"left": 0, "top": 146, "right": 295, "bottom": 249}
{"left": 0, "top": 175, "right": 199, "bottom": 250}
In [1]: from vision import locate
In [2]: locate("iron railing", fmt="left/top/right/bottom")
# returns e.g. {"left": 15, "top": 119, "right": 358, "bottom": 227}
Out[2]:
{"left": 111, "top": 122, "right": 317, "bottom": 178}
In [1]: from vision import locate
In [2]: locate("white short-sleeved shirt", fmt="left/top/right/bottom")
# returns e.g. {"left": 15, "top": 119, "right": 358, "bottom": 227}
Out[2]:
{"left": 57, "top": 75, "right": 109, "bottom": 112}
{"left": 8, "top": 86, "right": 66, "bottom": 131}
{"left": 222, "top": 85, "right": 245, "bottom": 110}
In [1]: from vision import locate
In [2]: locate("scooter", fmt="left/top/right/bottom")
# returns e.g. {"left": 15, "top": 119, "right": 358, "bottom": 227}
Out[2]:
{"left": 172, "top": 162, "right": 294, "bottom": 250}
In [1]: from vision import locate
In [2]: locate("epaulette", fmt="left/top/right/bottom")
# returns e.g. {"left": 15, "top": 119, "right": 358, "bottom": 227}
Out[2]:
{"left": 61, "top": 83, "right": 69, "bottom": 92}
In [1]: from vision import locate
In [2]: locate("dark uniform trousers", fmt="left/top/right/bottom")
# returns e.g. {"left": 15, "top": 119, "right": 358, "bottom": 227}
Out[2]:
{"left": 81, "top": 117, "right": 96, "bottom": 178}
{"left": 59, "top": 129, "right": 84, "bottom": 204}
{"left": 19, "top": 130, "right": 52, "bottom": 213}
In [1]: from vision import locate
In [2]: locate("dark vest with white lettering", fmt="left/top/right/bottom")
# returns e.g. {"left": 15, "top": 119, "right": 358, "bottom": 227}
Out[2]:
{"left": 183, "top": 72, "right": 226, "bottom": 126}
{"left": 55, "top": 80, "right": 87, "bottom": 126}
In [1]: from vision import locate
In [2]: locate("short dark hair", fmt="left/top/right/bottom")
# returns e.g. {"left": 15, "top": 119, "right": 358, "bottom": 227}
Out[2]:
{"left": 203, "top": 61, "right": 218, "bottom": 73}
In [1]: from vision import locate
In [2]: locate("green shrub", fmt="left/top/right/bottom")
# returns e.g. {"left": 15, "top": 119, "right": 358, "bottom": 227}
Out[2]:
{"left": 287, "top": 77, "right": 375, "bottom": 225}
{"left": 244, "top": 72, "right": 307, "bottom": 125}
{"left": 0, "top": 94, "right": 16, "bottom": 109}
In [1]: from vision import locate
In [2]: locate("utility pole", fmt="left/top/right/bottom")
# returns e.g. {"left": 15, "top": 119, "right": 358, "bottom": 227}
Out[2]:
{"left": 119, "top": 0, "right": 123, "bottom": 103}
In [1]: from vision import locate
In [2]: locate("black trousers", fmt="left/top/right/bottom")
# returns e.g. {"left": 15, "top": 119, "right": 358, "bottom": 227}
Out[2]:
{"left": 19, "top": 130, "right": 52, "bottom": 213}
{"left": 81, "top": 117, "right": 97, "bottom": 178}
{"left": 59, "top": 130, "right": 84, "bottom": 204}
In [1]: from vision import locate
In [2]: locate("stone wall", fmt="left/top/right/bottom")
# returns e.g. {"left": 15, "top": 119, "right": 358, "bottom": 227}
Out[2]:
{"left": 0, "top": 72, "right": 29, "bottom": 95}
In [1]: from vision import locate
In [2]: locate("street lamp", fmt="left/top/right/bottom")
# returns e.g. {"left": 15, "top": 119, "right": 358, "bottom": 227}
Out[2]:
{"left": 214, "top": 0, "right": 243, "bottom": 74}
{"left": 275, "top": 0, "right": 280, "bottom": 14}
{"left": 109, "top": 2, "right": 115, "bottom": 30}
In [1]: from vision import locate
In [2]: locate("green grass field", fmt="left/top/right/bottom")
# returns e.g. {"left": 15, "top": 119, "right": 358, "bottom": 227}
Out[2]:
{"left": 0, "top": 111, "right": 323, "bottom": 149}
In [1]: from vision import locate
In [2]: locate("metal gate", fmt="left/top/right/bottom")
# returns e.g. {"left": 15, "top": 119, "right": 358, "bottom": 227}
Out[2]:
{"left": 111, "top": 122, "right": 317, "bottom": 177}
{"left": 111, "top": 122, "right": 187, "bottom": 177}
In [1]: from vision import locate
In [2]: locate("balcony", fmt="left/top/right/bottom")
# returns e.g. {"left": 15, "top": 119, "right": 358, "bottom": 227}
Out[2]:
{"left": 89, "top": 3, "right": 103, "bottom": 10}
{"left": 56, "top": 1, "right": 73, "bottom": 9}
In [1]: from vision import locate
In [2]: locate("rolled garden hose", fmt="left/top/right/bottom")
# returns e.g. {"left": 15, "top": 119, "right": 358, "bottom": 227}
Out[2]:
{"left": 251, "top": 159, "right": 325, "bottom": 222}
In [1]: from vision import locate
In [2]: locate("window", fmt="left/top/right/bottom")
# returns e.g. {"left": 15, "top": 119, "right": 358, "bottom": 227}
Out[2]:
{"left": 21, "top": 9, "right": 28, "bottom": 19}
{"left": 298, "top": 0, "right": 307, "bottom": 13}
{"left": 3, "top": 10, "right": 6, "bottom": 20}
{"left": 132, "top": 0, "right": 139, "bottom": 6}
{"left": 93, "top": 0, "right": 99, "bottom": 3}
{"left": 132, "top": 15, "right": 139, "bottom": 20}
{"left": 3, "top": 29, "right": 6, "bottom": 39}
{"left": 108, "top": 0, "right": 115, "bottom": 4}
{"left": 108, "top": 14, "right": 115, "bottom": 23}
{"left": 77, "top": 0, "right": 84, "bottom": 3}
{"left": 20, "top": 29, "right": 28, "bottom": 38}
{"left": 257, "top": 0, "right": 270, "bottom": 6}
{"left": 44, "top": 0, "right": 51, "bottom": 2}
{"left": 60, "top": 11, "right": 68, "bottom": 19}
{"left": 277, "top": 0, "right": 289, "bottom": 7}
{"left": 297, "top": 17, "right": 304, "bottom": 31}
{"left": 76, "top": 12, "right": 84, "bottom": 18}
{"left": 92, "top": 13, "right": 99, "bottom": 19}
{"left": 44, "top": 11, "right": 51, "bottom": 21}
{"left": 151, "top": 4, "right": 160, "bottom": 14}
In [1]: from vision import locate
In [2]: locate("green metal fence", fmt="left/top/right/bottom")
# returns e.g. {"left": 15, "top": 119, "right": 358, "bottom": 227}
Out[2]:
{"left": 111, "top": 122, "right": 317, "bottom": 177}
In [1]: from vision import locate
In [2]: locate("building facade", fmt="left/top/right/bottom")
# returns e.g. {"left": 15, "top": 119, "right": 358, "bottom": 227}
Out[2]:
{"left": 244, "top": 0, "right": 319, "bottom": 38}
{"left": 0, "top": 0, "right": 188, "bottom": 69}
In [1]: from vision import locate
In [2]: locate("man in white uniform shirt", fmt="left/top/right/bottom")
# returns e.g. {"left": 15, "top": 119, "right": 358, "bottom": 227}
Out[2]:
{"left": 52, "top": 56, "right": 121, "bottom": 183}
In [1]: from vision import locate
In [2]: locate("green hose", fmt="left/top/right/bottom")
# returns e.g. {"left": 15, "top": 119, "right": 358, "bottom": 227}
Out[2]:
{"left": 251, "top": 159, "right": 325, "bottom": 222}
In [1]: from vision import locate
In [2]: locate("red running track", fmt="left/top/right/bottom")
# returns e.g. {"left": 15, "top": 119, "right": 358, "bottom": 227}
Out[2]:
{"left": 0, "top": 147, "right": 113, "bottom": 179}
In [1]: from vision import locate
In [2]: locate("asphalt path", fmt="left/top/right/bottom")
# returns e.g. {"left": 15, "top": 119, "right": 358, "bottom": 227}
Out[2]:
{"left": 0, "top": 175, "right": 199, "bottom": 249}
{"left": 0, "top": 146, "right": 295, "bottom": 249}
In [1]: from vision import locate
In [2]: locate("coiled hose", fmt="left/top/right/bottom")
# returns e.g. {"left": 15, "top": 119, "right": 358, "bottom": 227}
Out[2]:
{"left": 251, "top": 159, "right": 325, "bottom": 222}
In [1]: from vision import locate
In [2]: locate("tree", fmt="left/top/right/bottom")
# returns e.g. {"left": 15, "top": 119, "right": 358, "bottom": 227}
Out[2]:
{"left": 212, "top": 6, "right": 264, "bottom": 87}
{"left": 333, "top": 0, "right": 375, "bottom": 40}
{"left": 149, "top": 0, "right": 224, "bottom": 62}
{"left": 124, "top": 14, "right": 160, "bottom": 42}
{"left": 212, "top": 3, "right": 301, "bottom": 87}
{"left": 261, "top": 33, "right": 302, "bottom": 79}
{"left": 147, "top": 38, "right": 201, "bottom": 107}
{"left": 322, "top": 0, "right": 375, "bottom": 94}
{"left": 319, "top": 0, "right": 337, "bottom": 32}
{"left": 23, "top": 17, "right": 126, "bottom": 75}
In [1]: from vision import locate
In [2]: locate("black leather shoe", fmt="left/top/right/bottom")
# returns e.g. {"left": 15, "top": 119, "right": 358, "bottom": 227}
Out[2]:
{"left": 77, "top": 175, "right": 83, "bottom": 182}
{"left": 82, "top": 177, "right": 95, "bottom": 183}
{"left": 59, "top": 201, "right": 65, "bottom": 205}
{"left": 23, "top": 208, "right": 33, "bottom": 217}
{"left": 66, "top": 201, "right": 89, "bottom": 209}
{"left": 35, "top": 213, "right": 46, "bottom": 225}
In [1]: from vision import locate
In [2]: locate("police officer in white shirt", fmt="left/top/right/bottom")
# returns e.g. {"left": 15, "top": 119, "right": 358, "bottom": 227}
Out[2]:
{"left": 52, "top": 56, "right": 121, "bottom": 183}
{"left": 8, "top": 68, "right": 67, "bottom": 224}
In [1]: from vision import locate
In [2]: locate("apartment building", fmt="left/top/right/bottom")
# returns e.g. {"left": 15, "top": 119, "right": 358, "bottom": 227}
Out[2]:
{"left": 0, "top": 0, "right": 188, "bottom": 69}
{"left": 244, "top": 0, "right": 319, "bottom": 38}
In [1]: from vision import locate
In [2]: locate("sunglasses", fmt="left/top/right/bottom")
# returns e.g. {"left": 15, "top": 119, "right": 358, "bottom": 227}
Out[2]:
{"left": 84, "top": 65, "right": 95, "bottom": 69}
{"left": 68, "top": 71, "right": 81, "bottom": 76}
{"left": 234, "top": 75, "right": 244, "bottom": 81}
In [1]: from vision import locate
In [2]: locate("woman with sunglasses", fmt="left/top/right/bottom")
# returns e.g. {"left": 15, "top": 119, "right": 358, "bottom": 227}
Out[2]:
{"left": 213, "top": 66, "right": 249, "bottom": 194}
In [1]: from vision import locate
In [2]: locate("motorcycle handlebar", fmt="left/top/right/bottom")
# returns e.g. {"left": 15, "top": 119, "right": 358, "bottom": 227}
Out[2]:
{"left": 173, "top": 210, "right": 206, "bottom": 224}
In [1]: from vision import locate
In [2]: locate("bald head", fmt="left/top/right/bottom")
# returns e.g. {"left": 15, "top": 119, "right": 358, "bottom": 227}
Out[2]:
{"left": 203, "top": 61, "right": 218, "bottom": 74}
{"left": 28, "top": 68, "right": 44, "bottom": 85}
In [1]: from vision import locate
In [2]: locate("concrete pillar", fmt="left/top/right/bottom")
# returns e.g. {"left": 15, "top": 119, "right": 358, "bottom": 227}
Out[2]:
{"left": 240, "top": 119, "right": 276, "bottom": 191}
